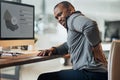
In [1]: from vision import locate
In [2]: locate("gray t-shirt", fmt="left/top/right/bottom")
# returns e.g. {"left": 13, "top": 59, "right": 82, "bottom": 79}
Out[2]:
{"left": 56, "top": 12, "right": 107, "bottom": 72}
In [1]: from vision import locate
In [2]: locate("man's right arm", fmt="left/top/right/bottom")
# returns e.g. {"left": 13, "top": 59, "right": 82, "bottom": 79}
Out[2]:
{"left": 37, "top": 42, "right": 68, "bottom": 56}
{"left": 53, "top": 42, "right": 68, "bottom": 55}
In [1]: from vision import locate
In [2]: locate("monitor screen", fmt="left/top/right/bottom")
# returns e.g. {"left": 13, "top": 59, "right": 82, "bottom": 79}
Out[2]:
{"left": 104, "top": 21, "right": 120, "bottom": 42}
{"left": 0, "top": 1, "right": 34, "bottom": 40}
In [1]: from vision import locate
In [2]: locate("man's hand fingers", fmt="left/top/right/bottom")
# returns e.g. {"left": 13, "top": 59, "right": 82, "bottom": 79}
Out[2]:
{"left": 37, "top": 48, "right": 54, "bottom": 56}
{"left": 48, "top": 51, "right": 52, "bottom": 56}
{"left": 37, "top": 50, "right": 45, "bottom": 56}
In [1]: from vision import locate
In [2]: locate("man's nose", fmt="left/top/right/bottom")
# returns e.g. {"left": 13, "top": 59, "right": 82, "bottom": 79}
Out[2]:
{"left": 58, "top": 17, "right": 62, "bottom": 21}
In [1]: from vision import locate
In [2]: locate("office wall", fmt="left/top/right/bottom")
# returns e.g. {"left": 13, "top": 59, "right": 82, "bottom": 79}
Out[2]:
{"left": 22, "top": 0, "right": 43, "bottom": 16}
{"left": 21, "top": 0, "right": 120, "bottom": 20}
{"left": 21, "top": 0, "right": 120, "bottom": 21}
{"left": 21, "top": 0, "right": 120, "bottom": 40}
{"left": 45, "top": 0, "right": 120, "bottom": 40}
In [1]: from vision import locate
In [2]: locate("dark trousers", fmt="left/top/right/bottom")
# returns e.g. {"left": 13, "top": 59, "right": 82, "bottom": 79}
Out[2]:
{"left": 37, "top": 69, "right": 108, "bottom": 80}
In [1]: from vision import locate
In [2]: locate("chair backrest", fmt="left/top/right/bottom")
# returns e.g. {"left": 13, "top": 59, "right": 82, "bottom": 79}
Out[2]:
{"left": 108, "top": 40, "right": 120, "bottom": 80}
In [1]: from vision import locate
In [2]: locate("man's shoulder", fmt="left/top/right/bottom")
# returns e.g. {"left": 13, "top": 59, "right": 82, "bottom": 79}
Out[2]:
{"left": 69, "top": 12, "right": 94, "bottom": 23}
{"left": 69, "top": 12, "right": 82, "bottom": 20}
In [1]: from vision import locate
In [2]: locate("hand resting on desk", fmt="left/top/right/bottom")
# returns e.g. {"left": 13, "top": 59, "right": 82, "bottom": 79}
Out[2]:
{"left": 37, "top": 47, "right": 56, "bottom": 56}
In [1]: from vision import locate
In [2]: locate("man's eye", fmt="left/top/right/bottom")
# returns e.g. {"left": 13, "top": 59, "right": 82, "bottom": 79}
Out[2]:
{"left": 55, "top": 12, "right": 62, "bottom": 20}
{"left": 55, "top": 17, "right": 58, "bottom": 19}
{"left": 58, "top": 12, "right": 62, "bottom": 17}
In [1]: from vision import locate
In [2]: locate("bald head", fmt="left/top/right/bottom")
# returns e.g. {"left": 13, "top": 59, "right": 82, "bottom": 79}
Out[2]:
{"left": 54, "top": 1, "right": 75, "bottom": 13}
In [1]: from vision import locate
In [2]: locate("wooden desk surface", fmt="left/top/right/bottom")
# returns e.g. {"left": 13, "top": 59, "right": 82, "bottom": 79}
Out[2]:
{"left": 0, "top": 51, "right": 62, "bottom": 69}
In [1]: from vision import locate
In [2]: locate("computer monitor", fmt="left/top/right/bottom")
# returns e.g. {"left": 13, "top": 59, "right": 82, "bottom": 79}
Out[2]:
{"left": 0, "top": 1, "right": 34, "bottom": 40}
{"left": 104, "top": 21, "right": 120, "bottom": 42}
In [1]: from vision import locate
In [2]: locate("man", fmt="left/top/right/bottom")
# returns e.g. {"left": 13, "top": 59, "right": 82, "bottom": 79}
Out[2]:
{"left": 37, "top": 1, "right": 108, "bottom": 80}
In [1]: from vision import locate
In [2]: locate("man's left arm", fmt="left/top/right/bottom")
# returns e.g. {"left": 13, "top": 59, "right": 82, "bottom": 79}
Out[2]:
{"left": 84, "top": 21, "right": 107, "bottom": 65}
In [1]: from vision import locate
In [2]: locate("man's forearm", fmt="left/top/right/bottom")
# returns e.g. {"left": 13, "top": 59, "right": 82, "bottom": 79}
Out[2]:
{"left": 52, "top": 42, "right": 68, "bottom": 55}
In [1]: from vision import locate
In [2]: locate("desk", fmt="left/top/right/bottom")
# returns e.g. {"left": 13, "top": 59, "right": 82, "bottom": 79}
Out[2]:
{"left": 0, "top": 53, "right": 62, "bottom": 69}
{"left": 0, "top": 52, "right": 62, "bottom": 80}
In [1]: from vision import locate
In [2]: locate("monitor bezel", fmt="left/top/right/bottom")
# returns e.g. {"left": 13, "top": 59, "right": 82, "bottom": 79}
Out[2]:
{"left": 0, "top": 1, "right": 34, "bottom": 40}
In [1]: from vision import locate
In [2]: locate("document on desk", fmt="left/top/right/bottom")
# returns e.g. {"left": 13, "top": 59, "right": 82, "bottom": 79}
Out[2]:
{"left": 0, "top": 50, "right": 41, "bottom": 59}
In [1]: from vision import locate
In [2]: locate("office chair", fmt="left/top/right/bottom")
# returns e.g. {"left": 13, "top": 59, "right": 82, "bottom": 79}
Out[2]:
{"left": 108, "top": 40, "right": 120, "bottom": 80}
